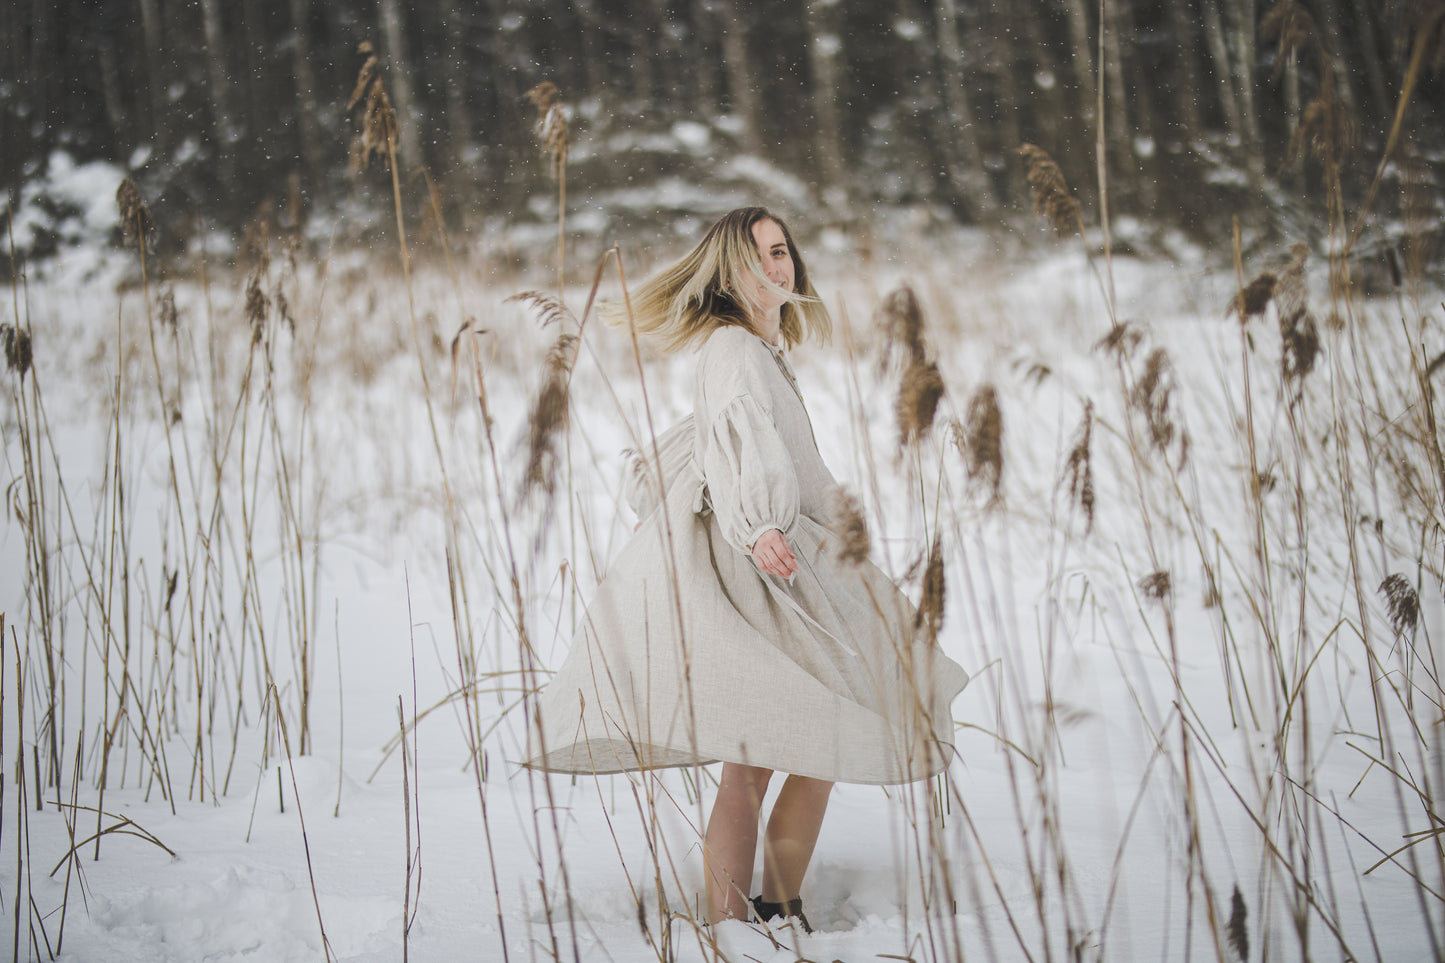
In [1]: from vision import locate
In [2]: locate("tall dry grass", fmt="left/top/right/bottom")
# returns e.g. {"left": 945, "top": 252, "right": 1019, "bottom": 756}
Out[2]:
{"left": 2, "top": 21, "right": 1444, "bottom": 963}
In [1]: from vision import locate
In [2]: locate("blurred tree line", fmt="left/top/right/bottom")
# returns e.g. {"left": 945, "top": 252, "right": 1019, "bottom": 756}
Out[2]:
{"left": 2, "top": 0, "right": 1441, "bottom": 254}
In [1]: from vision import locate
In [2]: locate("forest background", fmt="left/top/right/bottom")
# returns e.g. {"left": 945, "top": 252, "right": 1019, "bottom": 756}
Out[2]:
{"left": 5, "top": 0, "right": 1445, "bottom": 268}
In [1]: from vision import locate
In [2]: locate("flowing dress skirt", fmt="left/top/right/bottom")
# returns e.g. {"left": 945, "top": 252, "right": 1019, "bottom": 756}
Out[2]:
{"left": 524, "top": 467, "right": 969, "bottom": 785}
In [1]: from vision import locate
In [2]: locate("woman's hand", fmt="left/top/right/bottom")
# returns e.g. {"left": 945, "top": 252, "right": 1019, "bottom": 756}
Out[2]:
{"left": 752, "top": 528, "right": 798, "bottom": 578}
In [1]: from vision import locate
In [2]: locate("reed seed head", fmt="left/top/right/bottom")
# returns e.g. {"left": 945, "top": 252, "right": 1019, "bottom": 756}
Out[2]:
{"left": 507, "top": 290, "right": 572, "bottom": 329}
{"left": 523, "top": 332, "right": 579, "bottom": 499}
{"left": 1379, "top": 573, "right": 1419, "bottom": 637}
{"left": 525, "top": 81, "right": 569, "bottom": 180}
{"left": 915, "top": 535, "right": 945, "bottom": 644}
{"left": 1, "top": 323, "right": 33, "bottom": 379}
{"left": 826, "top": 487, "right": 871, "bottom": 565}
{"left": 1286, "top": 72, "right": 1357, "bottom": 178}
{"left": 276, "top": 290, "right": 296, "bottom": 336}
{"left": 1227, "top": 885, "right": 1249, "bottom": 962}
{"left": 347, "top": 44, "right": 379, "bottom": 111}
{"left": 450, "top": 317, "right": 493, "bottom": 428}
{"left": 1019, "top": 143, "right": 1082, "bottom": 237}
{"left": 1132, "top": 348, "right": 1177, "bottom": 456}
{"left": 158, "top": 287, "right": 178, "bottom": 332}
{"left": 896, "top": 359, "right": 945, "bottom": 446}
{"left": 1063, "top": 401, "right": 1095, "bottom": 534}
{"left": 116, "top": 176, "right": 154, "bottom": 249}
{"left": 960, "top": 385, "right": 1004, "bottom": 505}
{"left": 348, "top": 44, "right": 398, "bottom": 175}
{"left": 1229, "top": 272, "right": 1277, "bottom": 322}
{"left": 1275, "top": 243, "right": 1320, "bottom": 383}
{"left": 245, "top": 272, "right": 270, "bottom": 343}
{"left": 1138, "top": 570, "right": 1172, "bottom": 601}
{"left": 1261, "top": 0, "right": 1317, "bottom": 80}
{"left": 878, "top": 285, "right": 927, "bottom": 366}
{"left": 1094, "top": 321, "right": 1143, "bottom": 358}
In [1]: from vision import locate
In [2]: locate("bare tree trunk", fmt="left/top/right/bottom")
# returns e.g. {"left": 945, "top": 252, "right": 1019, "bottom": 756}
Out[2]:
{"left": 716, "top": 0, "right": 762, "bottom": 155}
{"left": 1060, "top": 0, "right": 1097, "bottom": 133}
{"left": 378, "top": 0, "right": 423, "bottom": 173}
{"left": 288, "top": 0, "right": 324, "bottom": 181}
{"left": 1106, "top": 0, "right": 1159, "bottom": 212}
{"left": 1347, "top": 0, "right": 1390, "bottom": 118}
{"left": 1202, "top": 0, "right": 1244, "bottom": 146}
{"left": 570, "top": 0, "right": 611, "bottom": 99}
{"left": 1008, "top": 2, "right": 1073, "bottom": 197}
{"left": 437, "top": 0, "right": 476, "bottom": 172}
{"left": 1283, "top": 49, "right": 1301, "bottom": 139}
{"left": 136, "top": 0, "right": 163, "bottom": 144}
{"left": 932, "top": 0, "right": 997, "bottom": 219}
{"left": 1165, "top": 0, "right": 1205, "bottom": 137}
{"left": 1101, "top": 0, "right": 1133, "bottom": 171}
{"left": 628, "top": 1, "right": 655, "bottom": 104}
{"left": 98, "top": 41, "right": 130, "bottom": 156}
{"left": 690, "top": 0, "right": 721, "bottom": 116}
{"left": 198, "top": 0, "right": 237, "bottom": 183}
{"left": 803, "top": 0, "right": 849, "bottom": 211}
{"left": 1313, "top": 0, "right": 1359, "bottom": 118}
{"left": 1223, "top": 0, "right": 1263, "bottom": 178}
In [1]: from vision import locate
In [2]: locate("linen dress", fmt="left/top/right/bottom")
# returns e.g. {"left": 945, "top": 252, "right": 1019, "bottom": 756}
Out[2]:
{"left": 524, "top": 324, "right": 969, "bottom": 784}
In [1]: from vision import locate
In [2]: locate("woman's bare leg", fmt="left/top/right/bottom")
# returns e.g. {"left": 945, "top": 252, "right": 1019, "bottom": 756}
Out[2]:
{"left": 759, "top": 775, "right": 833, "bottom": 902}
{"left": 704, "top": 763, "right": 773, "bottom": 921}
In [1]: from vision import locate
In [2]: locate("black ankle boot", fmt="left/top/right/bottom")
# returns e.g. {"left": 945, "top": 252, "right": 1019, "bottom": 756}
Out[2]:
{"left": 750, "top": 895, "right": 813, "bottom": 933}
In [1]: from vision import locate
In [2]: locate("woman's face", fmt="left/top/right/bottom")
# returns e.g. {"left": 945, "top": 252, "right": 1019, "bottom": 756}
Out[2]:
{"left": 747, "top": 218, "right": 796, "bottom": 318}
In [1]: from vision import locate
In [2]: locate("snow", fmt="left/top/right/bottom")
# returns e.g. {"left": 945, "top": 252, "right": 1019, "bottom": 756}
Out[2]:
{"left": 2, "top": 228, "right": 1442, "bottom": 962}
{"left": 5, "top": 151, "right": 130, "bottom": 287}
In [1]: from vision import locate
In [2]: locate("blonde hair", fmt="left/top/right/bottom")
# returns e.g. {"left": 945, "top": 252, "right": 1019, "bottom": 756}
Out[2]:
{"left": 604, "top": 207, "right": 832, "bottom": 352}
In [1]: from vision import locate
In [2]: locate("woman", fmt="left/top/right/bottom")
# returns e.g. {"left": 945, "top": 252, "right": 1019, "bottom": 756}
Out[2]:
{"left": 525, "top": 207, "right": 969, "bottom": 930}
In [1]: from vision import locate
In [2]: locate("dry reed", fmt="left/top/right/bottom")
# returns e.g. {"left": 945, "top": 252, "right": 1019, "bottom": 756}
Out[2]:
{"left": 916, "top": 535, "right": 945, "bottom": 645}
{"left": 1061, "top": 401, "right": 1095, "bottom": 534}
{"left": 1, "top": 322, "right": 32, "bottom": 377}
{"left": 897, "top": 359, "right": 945, "bottom": 447}
{"left": 348, "top": 43, "right": 399, "bottom": 176}
{"left": 115, "top": 176, "right": 154, "bottom": 249}
{"left": 1260, "top": 0, "right": 1317, "bottom": 78}
{"left": 1131, "top": 347, "right": 1177, "bottom": 456}
{"left": 1378, "top": 573, "right": 1420, "bottom": 637}
{"left": 826, "top": 486, "right": 871, "bottom": 565}
{"left": 1019, "top": 144, "right": 1083, "bottom": 238}
{"left": 960, "top": 384, "right": 1004, "bottom": 506}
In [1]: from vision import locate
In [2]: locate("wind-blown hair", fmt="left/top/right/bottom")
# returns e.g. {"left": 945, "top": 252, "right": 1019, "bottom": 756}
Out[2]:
{"left": 605, "top": 207, "right": 832, "bottom": 352}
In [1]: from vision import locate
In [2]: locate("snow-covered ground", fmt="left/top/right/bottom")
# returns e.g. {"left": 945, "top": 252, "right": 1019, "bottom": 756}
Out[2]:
{"left": 3, "top": 211, "right": 1442, "bottom": 962}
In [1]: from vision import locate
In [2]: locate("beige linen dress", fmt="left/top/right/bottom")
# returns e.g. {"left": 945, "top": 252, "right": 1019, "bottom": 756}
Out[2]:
{"left": 524, "top": 325, "right": 969, "bottom": 784}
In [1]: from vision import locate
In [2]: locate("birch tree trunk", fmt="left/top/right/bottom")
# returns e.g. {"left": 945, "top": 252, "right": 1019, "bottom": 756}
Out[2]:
{"left": 1223, "top": 0, "right": 1263, "bottom": 178}
{"left": 288, "top": 0, "right": 324, "bottom": 181}
{"left": 803, "top": 0, "right": 849, "bottom": 211}
{"left": 933, "top": 0, "right": 998, "bottom": 219}
{"left": 1202, "top": 0, "right": 1244, "bottom": 148}
{"left": 716, "top": 0, "right": 762, "bottom": 155}
{"left": 198, "top": 0, "right": 237, "bottom": 182}
{"left": 1165, "top": 0, "right": 1205, "bottom": 136}
{"left": 378, "top": 0, "right": 423, "bottom": 173}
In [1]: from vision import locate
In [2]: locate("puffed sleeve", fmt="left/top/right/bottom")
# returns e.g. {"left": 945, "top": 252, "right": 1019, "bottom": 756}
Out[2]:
{"left": 701, "top": 392, "right": 800, "bottom": 554}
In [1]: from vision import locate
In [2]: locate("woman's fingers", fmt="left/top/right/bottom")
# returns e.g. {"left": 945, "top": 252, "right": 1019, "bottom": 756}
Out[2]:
{"left": 753, "top": 528, "right": 798, "bottom": 577}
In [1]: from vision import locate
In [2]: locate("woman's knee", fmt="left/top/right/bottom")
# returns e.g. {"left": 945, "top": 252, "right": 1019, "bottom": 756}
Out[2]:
{"left": 719, "top": 762, "right": 774, "bottom": 800}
